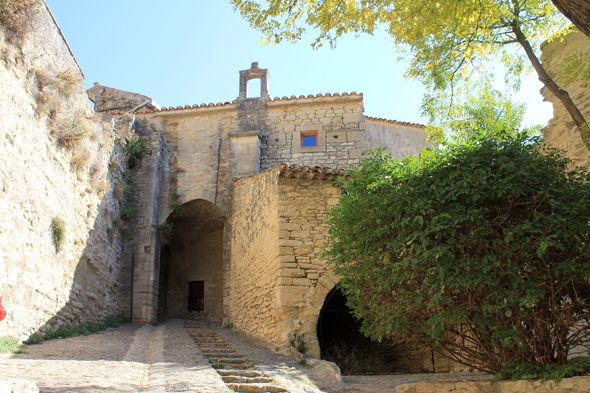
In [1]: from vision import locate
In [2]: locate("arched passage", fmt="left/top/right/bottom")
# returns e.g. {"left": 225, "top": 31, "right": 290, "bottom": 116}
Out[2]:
{"left": 157, "top": 199, "right": 226, "bottom": 321}
{"left": 317, "top": 286, "right": 437, "bottom": 374}
{"left": 317, "top": 286, "right": 371, "bottom": 356}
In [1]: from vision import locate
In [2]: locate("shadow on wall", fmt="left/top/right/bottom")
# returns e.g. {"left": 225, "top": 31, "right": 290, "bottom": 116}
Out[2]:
{"left": 157, "top": 199, "right": 226, "bottom": 323}
{"left": 12, "top": 117, "right": 142, "bottom": 344}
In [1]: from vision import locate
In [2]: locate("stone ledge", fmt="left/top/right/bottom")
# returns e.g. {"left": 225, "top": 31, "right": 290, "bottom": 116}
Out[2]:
{"left": 396, "top": 376, "right": 590, "bottom": 393}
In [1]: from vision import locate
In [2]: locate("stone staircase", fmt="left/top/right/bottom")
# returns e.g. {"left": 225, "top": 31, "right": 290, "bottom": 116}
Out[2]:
{"left": 185, "top": 320, "right": 287, "bottom": 393}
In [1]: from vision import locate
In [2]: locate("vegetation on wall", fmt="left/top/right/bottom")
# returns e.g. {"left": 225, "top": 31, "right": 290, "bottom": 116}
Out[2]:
{"left": 325, "top": 130, "right": 590, "bottom": 376}
{"left": 124, "top": 134, "right": 148, "bottom": 167}
{"left": 0, "top": 0, "right": 40, "bottom": 34}
{"left": 25, "top": 313, "right": 131, "bottom": 345}
{"left": 50, "top": 216, "right": 65, "bottom": 253}
{"left": 53, "top": 115, "right": 92, "bottom": 149}
{"left": 169, "top": 190, "right": 181, "bottom": 212}
{"left": 156, "top": 221, "right": 174, "bottom": 245}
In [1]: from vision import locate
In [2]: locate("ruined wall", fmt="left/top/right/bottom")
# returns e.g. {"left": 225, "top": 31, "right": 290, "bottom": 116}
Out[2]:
{"left": 541, "top": 31, "right": 590, "bottom": 168}
{"left": 365, "top": 119, "right": 430, "bottom": 159}
{"left": 230, "top": 168, "right": 281, "bottom": 343}
{"left": 0, "top": 3, "right": 128, "bottom": 339}
{"left": 274, "top": 177, "right": 342, "bottom": 359}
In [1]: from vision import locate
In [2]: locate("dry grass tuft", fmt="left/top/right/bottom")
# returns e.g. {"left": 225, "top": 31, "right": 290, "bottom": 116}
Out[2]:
{"left": 0, "top": 0, "right": 40, "bottom": 36}
{"left": 52, "top": 115, "right": 92, "bottom": 149}
{"left": 71, "top": 148, "right": 91, "bottom": 172}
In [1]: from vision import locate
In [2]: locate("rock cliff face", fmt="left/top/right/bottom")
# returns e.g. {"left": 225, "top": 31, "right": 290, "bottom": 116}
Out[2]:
{"left": 0, "top": 2, "right": 128, "bottom": 340}
{"left": 541, "top": 32, "right": 590, "bottom": 168}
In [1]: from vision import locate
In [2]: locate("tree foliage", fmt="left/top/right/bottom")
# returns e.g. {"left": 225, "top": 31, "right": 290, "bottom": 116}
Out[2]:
{"left": 325, "top": 131, "right": 590, "bottom": 374}
{"left": 426, "top": 84, "right": 541, "bottom": 142}
{"left": 231, "top": 0, "right": 590, "bottom": 148}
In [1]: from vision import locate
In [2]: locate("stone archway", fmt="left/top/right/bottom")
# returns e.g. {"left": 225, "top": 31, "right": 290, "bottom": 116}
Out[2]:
{"left": 157, "top": 199, "right": 226, "bottom": 321}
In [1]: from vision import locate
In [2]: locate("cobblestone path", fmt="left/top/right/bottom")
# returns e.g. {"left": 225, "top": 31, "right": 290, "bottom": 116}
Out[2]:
{"left": 0, "top": 318, "right": 492, "bottom": 392}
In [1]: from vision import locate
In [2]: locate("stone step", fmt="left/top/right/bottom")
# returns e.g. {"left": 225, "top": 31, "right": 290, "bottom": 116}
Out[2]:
{"left": 226, "top": 383, "right": 287, "bottom": 393}
{"left": 214, "top": 363, "right": 254, "bottom": 370}
{"left": 202, "top": 348, "right": 238, "bottom": 353}
{"left": 221, "top": 376, "right": 274, "bottom": 384}
{"left": 211, "top": 357, "right": 246, "bottom": 364}
{"left": 217, "top": 370, "right": 264, "bottom": 378}
{"left": 204, "top": 352, "right": 241, "bottom": 358}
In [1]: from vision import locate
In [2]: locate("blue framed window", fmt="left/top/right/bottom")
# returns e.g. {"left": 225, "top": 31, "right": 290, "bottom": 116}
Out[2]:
{"left": 301, "top": 132, "right": 318, "bottom": 147}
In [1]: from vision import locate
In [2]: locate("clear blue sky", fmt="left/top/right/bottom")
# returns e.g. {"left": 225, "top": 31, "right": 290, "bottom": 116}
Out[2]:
{"left": 45, "top": 0, "right": 553, "bottom": 127}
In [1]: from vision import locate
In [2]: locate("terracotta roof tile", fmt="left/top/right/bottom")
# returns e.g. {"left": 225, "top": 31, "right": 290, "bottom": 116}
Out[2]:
{"left": 125, "top": 92, "right": 362, "bottom": 115}
{"left": 365, "top": 116, "right": 426, "bottom": 129}
{"left": 277, "top": 163, "right": 350, "bottom": 181}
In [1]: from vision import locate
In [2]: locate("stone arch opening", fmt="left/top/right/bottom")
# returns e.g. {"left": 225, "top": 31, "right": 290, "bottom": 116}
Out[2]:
{"left": 157, "top": 198, "right": 226, "bottom": 321}
{"left": 246, "top": 78, "right": 261, "bottom": 98}
{"left": 317, "top": 286, "right": 436, "bottom": 374}
{"left": 317, "top": 286, "right": 371, "bottom": 356}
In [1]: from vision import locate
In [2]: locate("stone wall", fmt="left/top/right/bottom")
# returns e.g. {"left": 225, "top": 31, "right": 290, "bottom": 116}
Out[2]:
{"left": 396, "top": 376, "right": 590, "bottom": 393}
{"left": 0, "top": 3, "right": 128, "bottom": 339}
{"left": 365, "top": 118, "right": 430, "bottom": 159}
{"left": 229, "top": 168, "right": 281, "bottom": 342}
{"left": 261, "top": 95, "right": 367, "bottom": 170}
{"left": 274, "top": 176, "right": 342, "bottom": 359}
{"left": 541, "top": 31, "right": 590, "bottom": 168}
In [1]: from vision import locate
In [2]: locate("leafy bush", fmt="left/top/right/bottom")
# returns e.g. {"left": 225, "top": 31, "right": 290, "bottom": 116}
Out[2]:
{"left": 124, "top": 134, "right": 148, "bottom": 167}
{"left": 120, "top": 203, "right": 137, "bottom": 221}
{"left": 494, "top": 358, "right": 590, "bottom": 384}
{"left": 104, "top": 313, "right": 130, "bottom": 328}
{"left": 50, "top": 216, "right": 65, "bottom": 253}
{"left": 24, "top": 333, "right": 43, "bottom": 345}
{"left": 157, "top": 221, "right": 174, "bottom": 245}
{"left": 41, "top": 314, "right": 130, "bottom": 342}
{"left": 326, "top": 130, "right": 590, "bottom": 375}
{"left": 169, "top": 190, "right": 181, "bottom": 212}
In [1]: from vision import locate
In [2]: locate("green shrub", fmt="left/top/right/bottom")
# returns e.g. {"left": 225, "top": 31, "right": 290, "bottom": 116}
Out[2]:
{"left": 43, "top": 328, "right": 59, "bottom": 341}
{"left": 24, "top": 333, "right": 43, "bottom": 345}
{"left": 120, "top": 204, "right": 137, "bottom": 221}
{"left": 169, "top": 190, "right": 181, "bottom": 212}
{"left": 0, "top": 336, "right": 23, "bottom": 354}
{"left": 494, "top": 359, "right": 590, "bottom": 384}
{"left": 124, "top": 135, "right": 148, "bottom": 167}
{"left": 104, "top": 313, "right": 130, "bottom": 328}
{"left": 326, "top": 130, "right": 590, "bottom": 375}
{"left": 50, "top": 216, "right": 65, "bottom": 253}
{"left": 296, "top": 333, "right": 306, "bottom": 354}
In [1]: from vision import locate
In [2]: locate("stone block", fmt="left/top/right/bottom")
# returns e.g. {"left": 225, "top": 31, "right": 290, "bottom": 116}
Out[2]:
{"left": 280, "top": 255, "right": 295, "bottom": 263}
{"left": 343, "top": 112, "right": 364, "bottom": 123}
{"left": 294, "top": 247, "right": 313, "bottom": 255}
{"left": 279, "top": 268, "right": 306, "bottom": 278}
{"left": 279, "top": 239, "right": 304, "bottom": 247}
{"left": 291, "top": 230, "right": 310, "bottom": 239}
{"left": 279, "top": 223, "right": 301, "bottom": 231}
{"left": 292, "top": 278, "right": 309, "bottom": 286}
{"left": 279, "top": 277, "right": 293, "bottom": 286}
{"left": 279, "top": 247, "right": 294, "bottom": 255}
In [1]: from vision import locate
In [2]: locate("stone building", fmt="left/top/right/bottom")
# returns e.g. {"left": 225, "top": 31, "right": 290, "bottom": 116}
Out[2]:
{"left": 86, "top": 62, "right": 430, "bottom": 359}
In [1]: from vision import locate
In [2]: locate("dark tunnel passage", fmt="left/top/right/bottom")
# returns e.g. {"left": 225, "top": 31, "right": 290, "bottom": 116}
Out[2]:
{"left": 317, "top": 286, "right": 438, "bottom": 374}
